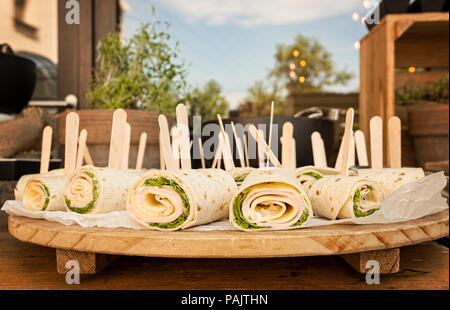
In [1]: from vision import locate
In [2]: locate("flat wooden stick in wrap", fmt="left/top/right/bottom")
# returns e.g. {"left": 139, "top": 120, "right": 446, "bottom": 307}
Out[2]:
{"left": 217, "top": 114, "right": 235, "bottom": 171}
{"left": 230, "top": 168, "right": 312, "bottom": 231}
{"left": 127, "top": 169, "right": 237, "bottom": 231}
{"left": 231, "top": 122, "right": 245, "bottom": 168}
{"left": 355, "top": 130, "right": 369, "bottom": 166}
{"left": 65, "top": 112, "right": 79, "bottom": 175}
{"left": 388, "top": 116, "right": 401, "bottom": 169}
{"left": 370, "top": 116, "right": 383, "bottom": 169}
{"left": 108, "top": 109, "right": 127, "bottom": 170}
{"left": 121, "top": 123, "right": 131, "bottom": 170}
{"left": 136, "top": 132, "right": 147, "bottom": 170}
{"left": 40, "top": 126, "right": 52, "bottom": 174}
{"left": 159, "top": 114, "right": 176, "bottom": 170}
{"left": 281, "top": 122, "right": 293, "bottom": 170}
{"left": 76, "top": 129, "right": 87, "bottom": 169}
{"left": 311, "top": 131, "right": 327, "bottom": 168}
{"left": 339, "top": 108, "right": 354, "bottom": 176}
{"left": 197, "top": 137, "right": 206, "bottom": 169}
{"left": 176, "top": 104, "right": 191, "bottom": 170}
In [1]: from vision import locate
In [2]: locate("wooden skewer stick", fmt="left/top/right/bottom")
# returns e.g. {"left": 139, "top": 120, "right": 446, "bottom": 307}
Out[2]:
{"left": 354, "top": 130, "right": 369, "bottom": 166}
{"left": 84, "top": 145, "right": 94, "bottom": 166}
{"left": 135, "top": 132, "right": 147, "bottom": 170}
{"left": 311, "top": 131, "right": 327, "bottom": 168}
{"left": 159, "top": 132, "right": 166, "bottom": 170}
{"left": 388, "top": 116, "right": 402, "bottom": 168}
{"left": 231, "top": 122, "right": 245, "bottom": 168}
{"left": 266, "top": 101, "right": 274, "bottom": 167}
{"left": 249, "top": 125, "right": 281, "bottom": 168}
{"left": 257, "top": 129, "right": 266, "bottom": 168}
{"left": 176, "top": 104, "right": 191, "bottom": 169}
{"left": 290, "top": 138, "right": 297, "bottom": 170}
{"left": 108, "top": 109, "right": 127, "bottom": 169}
{"left": 370, "top": 116, "right": 383, "bottom": 169}
{"left": 349, "top": 131, "right": 356, "bottom": 168}
{"left": 76, "top": 129, "right": 88, "bottom": 169}
{"left": 335, "top": 138, "right": 344, "bottom": 169}
{"left": 243, "top": 133, "right": 250, "bottom": 167}
{"left": 197, "top": 137, "right": 206, "bottom": 169}
{"left": 217, "top": 115, "right": 235, "bottom": 171}
{"left": 40, "top": 126, "right": 53, "bottom": 174}
{"left": 121, "top": 123, "right": 131, "bottom": 170}
{"left": 211, "top": 135, "right": 223, "bottom": 169}
{"left": 339, "top": 108, "right": 354, "bottom": 176}
{"left": 281, "top": 122, "right": 294, "bottom": 169}
{"left": 158, "top": 115, "right": 175, "bottom": 170}
{"left": 171, "top": 126, "right": 181, "bottom": 171}
{"left": 64, "top": 112, "right": 79, "bottom": 175}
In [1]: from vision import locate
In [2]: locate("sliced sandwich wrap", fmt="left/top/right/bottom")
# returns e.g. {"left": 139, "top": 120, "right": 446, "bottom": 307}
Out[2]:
{"left": 15, "top": 168, "right": 64, "bottom": 201}
{"left": 64, "top": 165, "right": 145, "bottom": 214}
{"left": 295, "top": 166, "right": 341, "bottom": 192}
{"left": 230, "top": 168, "right": 312, "bottom": 231}
{"left": 22, "top": 175, "right": 67, "bottom": 211}
{"left": 357, "top": 168, "right": 425, "bottom": 196}
{"left": 308, "top": 175, "right": 384, "bottom": 220}
{"left": 127, "top": 169, "right": 237, "bottom": 231}
{"left": 230, "top": 167, "right": 256, "bottom": 186}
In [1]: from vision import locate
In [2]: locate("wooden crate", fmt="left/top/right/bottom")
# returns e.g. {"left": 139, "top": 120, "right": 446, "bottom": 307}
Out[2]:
{"left": 359, "top": 13, "right": 449, "bottom": 165}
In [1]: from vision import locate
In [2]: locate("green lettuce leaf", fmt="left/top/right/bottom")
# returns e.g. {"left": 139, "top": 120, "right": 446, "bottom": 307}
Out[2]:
{"left": 41, "top": 184, "right": 50, "bottom": 211}
{"left": 65, "top": 172, "right": 99, "bottom": 214}
{"left": 302, "top": 171, "right": 323, "bottom": 180}
{"left": 353, "top": 186, "right": 378, "bottom": 218}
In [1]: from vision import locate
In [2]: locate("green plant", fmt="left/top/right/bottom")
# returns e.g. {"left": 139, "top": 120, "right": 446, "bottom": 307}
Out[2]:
{"left": 87, "top": 9, "right": 187, "bottom": 114}
{"left": 238, "top": 80, "right": 284, "bottom": 116}
{"left": 270, "top": 34, "right": 354, "bottom": 95}
{"left": 396, "top": 76, "right": 449, "bottom": 106}
{"left": 187, "top": 80, "right": 229, "bottom": 121}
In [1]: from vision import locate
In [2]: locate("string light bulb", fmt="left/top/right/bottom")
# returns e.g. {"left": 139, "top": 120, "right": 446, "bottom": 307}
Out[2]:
{"left": 293, "top": 50, "right": 300, "bottom": 57}
{"left": 299, "top": 60, "right": 306, "bottom": 67}
{"left": 354, "top": 41, "right": 361, "bottom": 50}
{"left": 289, "top": 63, "right": 296, "bottom": 70}
{"left": 352, "top": 12, "right": 360, "bottom": 21}
{"left": 408, "top": 66, "right": 416, "bottom": 73}
{"left": 289, "top": 71, "right": 296, "bottom": 79}
{"left": 299, "top": 76, "right": 306, "bottom": 84}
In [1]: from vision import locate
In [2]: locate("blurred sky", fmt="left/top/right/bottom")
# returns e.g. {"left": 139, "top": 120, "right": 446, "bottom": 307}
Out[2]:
{"left": 123, "top": 0, "right": 374, "bottom": 109}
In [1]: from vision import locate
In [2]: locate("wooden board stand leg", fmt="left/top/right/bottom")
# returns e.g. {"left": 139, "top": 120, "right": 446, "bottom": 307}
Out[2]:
{"left": 340, "top": 248, "right": 400, "bottom": 274}
{"left": 56, "top": 249, "right": 118, "bottom": 274}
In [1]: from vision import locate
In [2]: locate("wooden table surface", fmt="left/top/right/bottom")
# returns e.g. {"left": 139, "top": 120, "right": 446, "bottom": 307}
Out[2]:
{"left": 0, "top": 213, "right": 448, "bottom": 290}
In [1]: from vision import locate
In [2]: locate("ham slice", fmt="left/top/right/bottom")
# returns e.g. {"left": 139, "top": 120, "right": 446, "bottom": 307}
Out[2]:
{"left": 230, "top": 168, "right": 313, "bottom": 231}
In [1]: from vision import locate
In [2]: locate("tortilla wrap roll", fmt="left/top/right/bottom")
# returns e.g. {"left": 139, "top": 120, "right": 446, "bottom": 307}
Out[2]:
{"left": 229, "top": 167, "right": 256, "bottom": 186}
{"left": 15, "top": 168, "right": 64, "bottom": 201}
{"left": 127, "top": 169, "right": 237, "bottom": 231}
{"left": 308, "top": 175, "right": 384, "bottom": 220}
{"left": 295, "top": 166, "right": 341, "bottom": 192}
{"left": 22, "top": 175, "right": 67, "bottom": 211}
{"left": 64, "top": 165, "right": 145, "bottom": 214}
{"left": 357, "top": 168, "right": 425, "bottom": 196}
{"left": 230, "top": 168, "right": 312, "bottom": 231}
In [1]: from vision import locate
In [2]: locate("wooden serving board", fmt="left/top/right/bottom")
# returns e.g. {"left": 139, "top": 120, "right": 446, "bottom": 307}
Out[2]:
{"left": 8, "top": 210, "right": 449, "bottom": 275}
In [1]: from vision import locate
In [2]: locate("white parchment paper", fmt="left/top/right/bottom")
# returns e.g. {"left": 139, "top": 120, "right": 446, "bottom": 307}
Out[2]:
{"left": 2, "top": 172, "right": 448, "bottom": 231}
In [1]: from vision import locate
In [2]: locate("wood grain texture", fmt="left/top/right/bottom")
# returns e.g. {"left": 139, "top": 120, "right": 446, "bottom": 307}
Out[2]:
{"left": 341, "top": 248, "right": 400, "bottom": 274}
{"left": 7, "top": 210, "right": 449, "bottom": 259}
{"left": 0, "top": 231, "right": 448, "bottom": 289}
{"left": 56, "top": 249, "right": 118, "bottom": 274}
